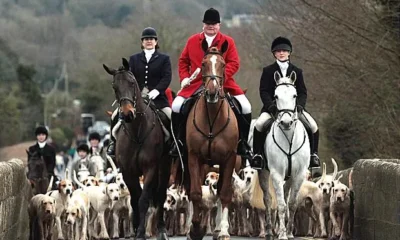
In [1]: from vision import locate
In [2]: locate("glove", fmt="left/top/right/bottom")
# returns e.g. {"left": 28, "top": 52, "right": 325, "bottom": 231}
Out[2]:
{"left": 268, "top": 104, "right": 278, "bottom": 115}
{"left": 296, "top": 105, "right": 304, "bottom": 113}
{"left": 181, "top": 77, "right": 191, "bottom": 88}
{"left": 148, "top": 89, "right": 160, "bottom": 100}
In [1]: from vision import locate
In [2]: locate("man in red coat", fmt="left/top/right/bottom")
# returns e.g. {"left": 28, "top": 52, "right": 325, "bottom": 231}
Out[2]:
{"left": 170, "top": 8, "right": 255, "bottom": 166}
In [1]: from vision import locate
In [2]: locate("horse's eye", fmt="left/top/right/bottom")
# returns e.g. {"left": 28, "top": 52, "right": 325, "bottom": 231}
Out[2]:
{"left": 293, "top": 94, "right": 297, "bottom": 98}
{"left": 274, "top": 95, "right": 278, "bottom": 99}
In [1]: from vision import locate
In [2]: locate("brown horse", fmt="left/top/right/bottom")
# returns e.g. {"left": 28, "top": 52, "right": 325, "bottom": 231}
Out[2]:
{"left": 27, "top": 150, "right": 49, "bottom": 195}
{"left": 185, "top": 46, "right": 238, "bottom": 240}
{"left": 103, "top": 59, "right": 171, "bottom": 240}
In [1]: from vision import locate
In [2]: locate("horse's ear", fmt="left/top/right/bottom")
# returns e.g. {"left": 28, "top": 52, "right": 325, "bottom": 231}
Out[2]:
{"left": 201, "top": 39, "right": 208, "bottom": 53}
{"left": 274, "top": 71, "right": 282, "bottom": 84}
{"left": 103, "top": 64, "right": 116, "bottom": 76}
{"left": 220, "top": 40, "right": 228, "bottom": 54}
{"left": 122, "top": 58, "right": 130, "bottom": 70}
{"left": 289, "top": 71, "right": 297, "bottom": 84}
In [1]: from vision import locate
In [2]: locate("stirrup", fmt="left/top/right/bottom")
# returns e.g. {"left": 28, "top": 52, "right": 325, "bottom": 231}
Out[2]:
{"left": 250, "top": 154, "right": 264, "bottom": 170}
{"left": 309, "top": 153, "right": 320, "bottom": 168}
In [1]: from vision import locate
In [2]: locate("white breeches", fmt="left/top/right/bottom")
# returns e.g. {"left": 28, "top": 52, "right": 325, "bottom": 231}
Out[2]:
{"left": 161, "top": 107, "right": 172, "bottom": 119}
{"left": 171, "top": 94, "right": 252, "bottom": 114}
{"left": 255, "top": 111, "right": 318, "bottom": 133}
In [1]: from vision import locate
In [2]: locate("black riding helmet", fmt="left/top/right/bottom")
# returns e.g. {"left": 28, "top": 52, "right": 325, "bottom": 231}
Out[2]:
{"left": 141, "top": 27, "right": 157, "bottom": 40}
{"left": 88, "top": 132, "right": 101, "bottom": 141}
{"left": 77, "top": 144, "right": 90, "bottom": 153}
{"left": 35, "top": 126, "right": 48, "bottom": 136}
{"left": 271, "top": 36, "right": 292, "bottom": 53}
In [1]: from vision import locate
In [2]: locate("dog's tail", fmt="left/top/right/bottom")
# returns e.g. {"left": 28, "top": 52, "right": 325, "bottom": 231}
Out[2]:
{"left": 321, "top": 162, "right": 327, "bottom": 182}
{"left": 249, "top": 170, "right": 266, "bottom": 210}
{"left": 106, "top": 155, "right": 118, "bottom": 175}
{"left": 65, "top": 168, "right": 69, "bottom": 180}
{"left": 73, "top": 170, "right": 86, "bottom": 189}
{"left": 331, "top": 158, "right": 338, "bottom": 180}
{"left": 46, "top": 176, "right": 54, "bottom": 192}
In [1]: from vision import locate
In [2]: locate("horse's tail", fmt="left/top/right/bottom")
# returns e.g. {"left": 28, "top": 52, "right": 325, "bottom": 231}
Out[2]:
{"left": 249, "top": 170, "right": 266, "bottom": 210}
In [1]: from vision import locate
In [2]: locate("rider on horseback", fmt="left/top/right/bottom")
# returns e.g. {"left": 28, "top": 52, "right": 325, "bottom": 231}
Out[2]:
{"left": 28, "top": 126, "right": 56, "bottom": 184}
{"left": 169, "top": 8, "right": 255, "bottom": 164}
{"left": 251, "top": 36, "right": 321, "bottom": 169}
{"left": 107, "top": 27, "right": 172, "bottom": 158}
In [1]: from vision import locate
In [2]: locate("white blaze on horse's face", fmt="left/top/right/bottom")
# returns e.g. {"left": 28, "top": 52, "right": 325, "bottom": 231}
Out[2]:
{"left": 275, "top": 81, "right": 297, "bottom": 129}
{"left": 210, "top": 55, "right": 217, "bottom": 76}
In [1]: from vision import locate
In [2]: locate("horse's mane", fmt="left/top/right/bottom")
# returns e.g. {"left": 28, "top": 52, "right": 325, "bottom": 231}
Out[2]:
{"left": 277, "top": 76, "right": 294, "bottom": 85}
{"left": 27, "top": 152, "right": 48, "bottom": 179}
{"left": 207, "top": 47, "right": 221, "bottom": 55}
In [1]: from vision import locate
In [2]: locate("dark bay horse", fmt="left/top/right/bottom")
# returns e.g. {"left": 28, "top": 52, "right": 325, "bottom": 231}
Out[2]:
{"left": 27, "top": 150, "right": 49, "bottom": 195}
{"left": 186, "top": 46, "right": 239, "bottom": 240}
{"left": 103, "top": 59, "right": 171, "bottom": 240}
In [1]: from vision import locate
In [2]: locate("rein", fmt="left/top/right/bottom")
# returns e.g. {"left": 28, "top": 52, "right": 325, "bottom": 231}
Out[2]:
{"left": 272, "top": 120, "right": 307, "bottom": 181}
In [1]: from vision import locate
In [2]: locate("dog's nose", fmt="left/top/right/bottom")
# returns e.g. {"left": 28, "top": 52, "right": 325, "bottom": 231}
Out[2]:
{"left": 246, "top": 177, "right": 251, "bottom": 182}
{"left": 66, "top": 189, "right": 71, "bottom": 194}
{"left": 46, "top": 209, "right": 51, "bottom": 213}
{"left": 66, "top": 220, "right": 72, "bottom": 225}
{"left": 337, "top": 197, "right": 341, "bottom": 202}
{"left": 114, "top": 196, "right": 119, "bottom": 201}
{"left": 205, "top": 180, "right": 209, "bottom": 185}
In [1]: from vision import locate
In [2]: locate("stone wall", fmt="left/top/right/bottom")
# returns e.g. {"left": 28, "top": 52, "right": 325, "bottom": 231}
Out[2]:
{"left": 353, "top": 159, "right": 400, "bottom": 240}
{"left": 0, "top": 158, "right": 32, "bottom": 240}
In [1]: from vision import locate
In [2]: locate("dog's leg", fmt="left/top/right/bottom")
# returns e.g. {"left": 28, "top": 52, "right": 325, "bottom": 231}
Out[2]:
{"left": 330, "top": 211, "right": 340, "bottom": 237}
{"left": 112, "top": 209, "right": 120, "bottom": 239}
{"left": 38, "top": 219, "right": 44, "bottom": 240}
{"left": 56, "top": 216, "right": 64, "bottom": 239}
{"left": 98, "top": 211, "right": 110, "bottom": 239}
{"left": 340, "top": 212, "right": 350, "bottom": 240}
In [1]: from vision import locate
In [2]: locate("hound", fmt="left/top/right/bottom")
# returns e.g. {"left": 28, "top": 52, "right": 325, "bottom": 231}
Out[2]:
{"left": 330, "top": 182, "right": 351, "bottom": 240}
{"left": 28, "top": 194, "right": 56, "bottom": 240}
{"left": 64, "top": 189, "right": 90, "bottom": 240}
{"left": 45, "top": 169, "right": 74, "bottom": 240}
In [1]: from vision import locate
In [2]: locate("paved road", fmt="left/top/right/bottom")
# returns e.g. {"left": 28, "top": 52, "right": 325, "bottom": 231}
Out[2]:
{"left": 119, "top": 236, "right": 325, "bottom": 240}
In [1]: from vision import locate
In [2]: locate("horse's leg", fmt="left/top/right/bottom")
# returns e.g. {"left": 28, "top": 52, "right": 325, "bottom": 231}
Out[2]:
{"left": 258, "top": 169, "right": 273, "bottom": 239}
{"left": 271, "top": 172, "right": 288, "bottom": 240}
{"left": 286, "top": 175, "right": 304, "bottom": 240}
{"left": 188, "top": 152, "right": 205, "bottom": 240}
{"left": 124, "top": 175, "right": 141, "bottom": 237}
{"left": 216, "top": 154, "right": 235, "bottom": 240}
{"left": 156, "top": 155, "right": 171, "bottom": 240}
{"left": 137, "top": 169, "right": 156, "bottom": 240}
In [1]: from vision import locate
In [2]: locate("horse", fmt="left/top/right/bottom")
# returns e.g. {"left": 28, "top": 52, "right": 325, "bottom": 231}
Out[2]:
{"left": 256, "top": 71, "right": 310, "bottom": 240}
{"left": 184, "top": 46, "right": 238, "bottom": 240}
{"left": 26, "top": 150, "right": 49, "bottom": 195}
{"left": 103, "top": 58, "right": 171, "bottom": 240}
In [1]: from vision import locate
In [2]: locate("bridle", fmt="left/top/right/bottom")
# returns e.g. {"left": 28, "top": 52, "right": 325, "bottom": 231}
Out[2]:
{"left": 274, "top": 82, "right": 298, "bottom": 126}
{"left": 202, "top": 52, "right": 225, "bottom": 104}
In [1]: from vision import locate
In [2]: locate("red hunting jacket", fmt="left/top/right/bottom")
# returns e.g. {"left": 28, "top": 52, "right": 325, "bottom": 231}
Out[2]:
{"left": 178, "top": 31, "right": 244, "bottom": 98}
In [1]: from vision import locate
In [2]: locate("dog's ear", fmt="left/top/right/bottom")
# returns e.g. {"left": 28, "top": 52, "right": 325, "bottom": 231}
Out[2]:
{"left": 77, "top": 208, "right": 82, "bottom": 218}
{"left": 331, "top": 181, "right": 335, "bottom": 188}
{"left": 95, "top": 179, "right": 100, "bottom": 186}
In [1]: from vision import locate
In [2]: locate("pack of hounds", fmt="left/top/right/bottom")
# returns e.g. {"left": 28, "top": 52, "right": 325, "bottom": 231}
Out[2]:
{"left": 28, "top": 152, "right": 354, "bottom": 240}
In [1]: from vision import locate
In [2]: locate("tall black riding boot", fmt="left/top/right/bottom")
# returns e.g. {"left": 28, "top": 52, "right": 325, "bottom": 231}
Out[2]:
{"left": 107, "top": 110, "right": 119, "bottom": 159}
{"left": 310, "top": 130, "right": 321, "bottom": 168}
{"left": 236, "top": 112, "right": 253, "bottom": 159}
{"left": 169, "top": 112, "right": 183, "bottom": 157}
{"left": 251, "top": 128, "right": 267, "bottom": 170}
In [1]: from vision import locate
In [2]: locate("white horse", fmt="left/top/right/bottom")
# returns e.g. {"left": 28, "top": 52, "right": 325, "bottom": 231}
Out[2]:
{"left": 258, "top": 71, "right": 311, "bottom": 240}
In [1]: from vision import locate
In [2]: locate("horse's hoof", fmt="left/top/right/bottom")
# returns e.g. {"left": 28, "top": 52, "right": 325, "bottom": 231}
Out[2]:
{"left": 212, "top": 230, "right": 220, "bottom": 240}
{"left": 265, "top": 235, "right": 274, "bottom": 240}
{"left": 157, "top": 232, "right": 169, "bottom": 240}
{"left": 217, "top": 235, "right": 230, "bottom": 240}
